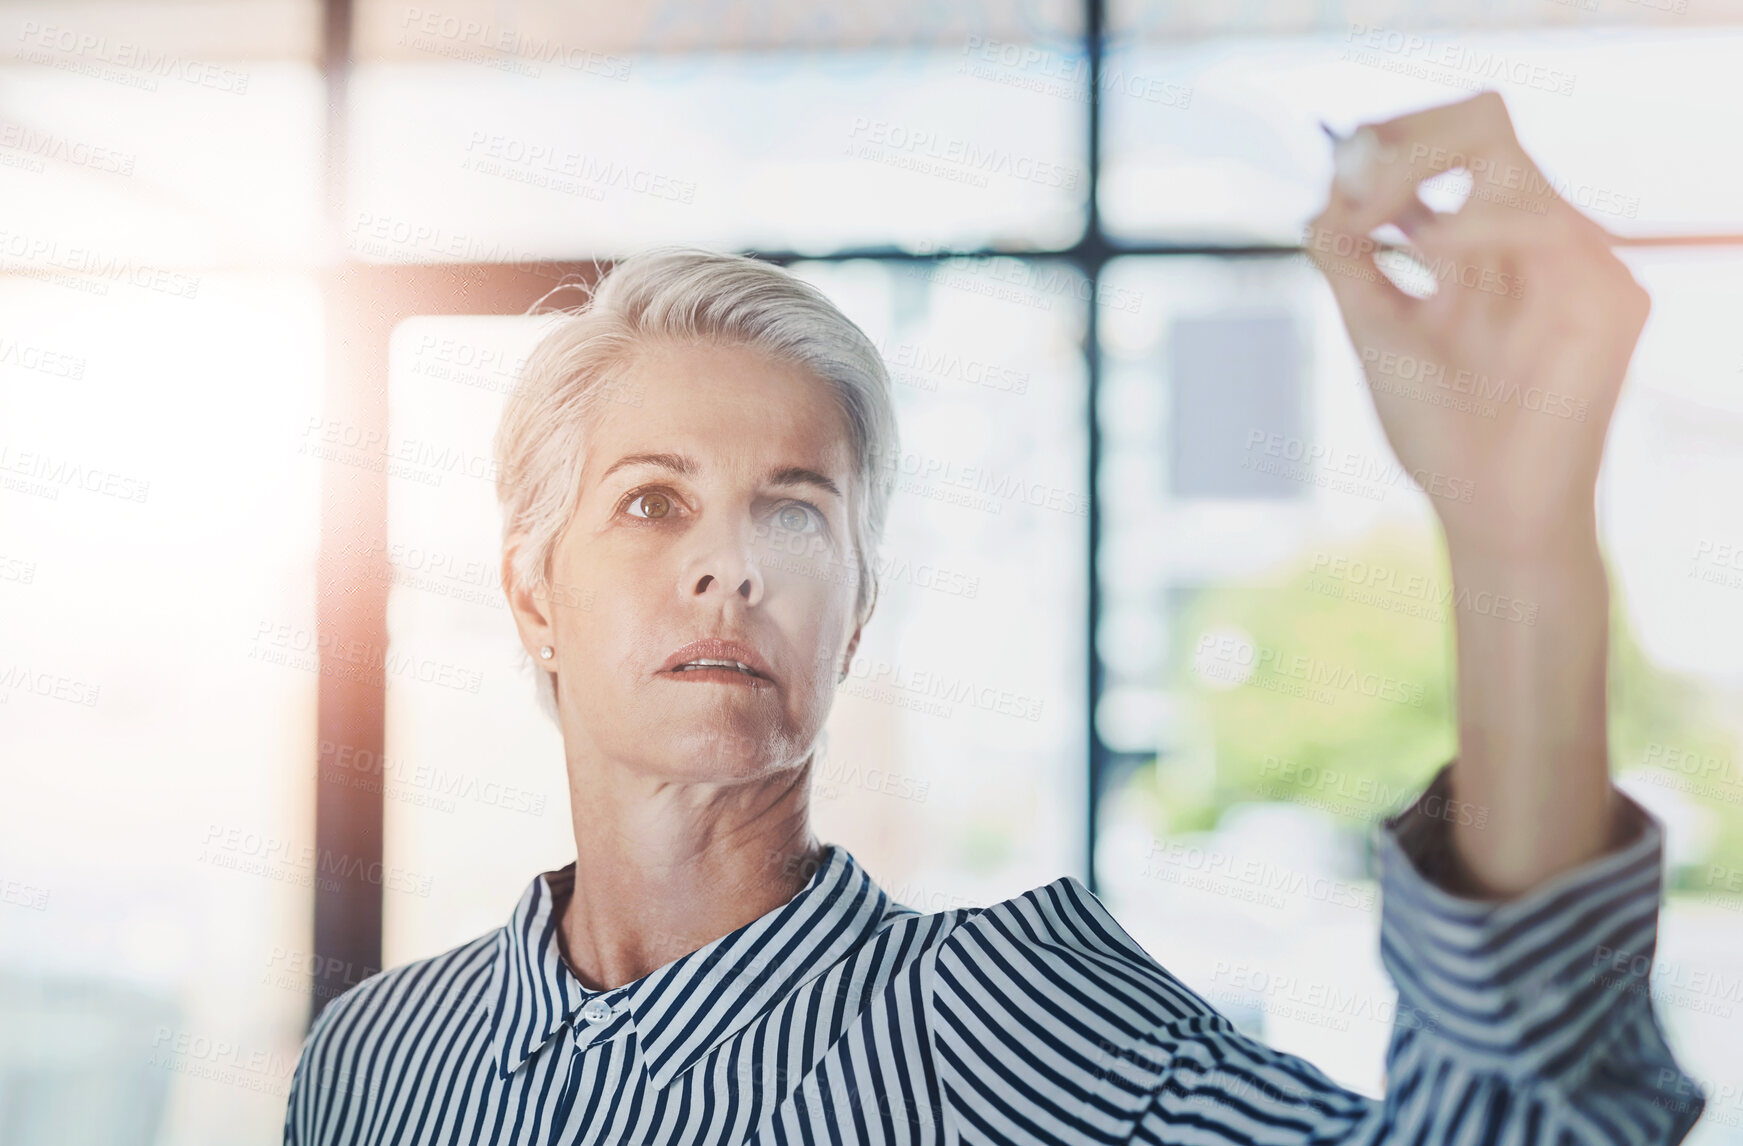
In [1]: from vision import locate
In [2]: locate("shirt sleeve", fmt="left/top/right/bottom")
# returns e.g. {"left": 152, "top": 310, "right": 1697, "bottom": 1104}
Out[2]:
{"left": 1123, "top": 760, "right": 1708, "bottom": 1145}
{"left": 282, "top": 980, "right": 375, "bottom": 1146}
{"left": 283, "top": 994, "right": 339, "bottom": 1146}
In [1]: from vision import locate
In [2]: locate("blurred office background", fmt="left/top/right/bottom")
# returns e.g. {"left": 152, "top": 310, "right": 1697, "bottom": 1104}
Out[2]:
{"left": 3, "top": 0, "right": 1742, "bottom": 1141}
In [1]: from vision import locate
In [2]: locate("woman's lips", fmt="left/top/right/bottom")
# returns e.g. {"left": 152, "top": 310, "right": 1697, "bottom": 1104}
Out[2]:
{"left": 658, "top": 637, "right": 777, "bottom": 686}
{"left": 659, "top": 665, "right": 770, "bottom": 688}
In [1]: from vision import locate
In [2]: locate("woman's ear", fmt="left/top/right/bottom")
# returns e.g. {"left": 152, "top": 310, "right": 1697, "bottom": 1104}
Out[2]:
{"left": 840, "top": 572, "right": 876, "bottom": 676}
{"left": 840, "top": 625, "right": 864, "bottom": 680}
{"left": 501, "top": 533, "right": 556, "bottom": 662}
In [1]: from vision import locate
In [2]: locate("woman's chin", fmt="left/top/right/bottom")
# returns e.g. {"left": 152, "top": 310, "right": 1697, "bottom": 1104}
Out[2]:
{"left": 644, "top": 721, "right": 806, "bottom": 780}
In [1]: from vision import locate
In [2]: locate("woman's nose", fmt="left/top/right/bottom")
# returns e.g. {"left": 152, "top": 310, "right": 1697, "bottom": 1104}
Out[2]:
{"left": 687, "top": 518, "right": 765, "bottom": 606}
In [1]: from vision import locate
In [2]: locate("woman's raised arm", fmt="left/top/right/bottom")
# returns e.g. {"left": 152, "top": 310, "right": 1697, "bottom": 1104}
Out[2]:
{"left": 969, "top": 91, "right": 1709, "bottom": 1145}
{"left": 928, "top": 768, "right": 1700, "bottom": 1142}
{"left": 1305, "top": 90, "right": 1637, "bottom": 903}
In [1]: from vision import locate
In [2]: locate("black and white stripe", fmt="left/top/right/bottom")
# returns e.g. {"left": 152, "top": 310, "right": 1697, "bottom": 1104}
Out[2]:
{"left": 285, "top": 763, "right": 1707, "bottom": 1144}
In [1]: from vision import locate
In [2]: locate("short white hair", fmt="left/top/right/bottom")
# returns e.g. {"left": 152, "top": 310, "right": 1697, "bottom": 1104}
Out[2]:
{"left": 492, "top": 246, "right": 899, "bottom": 723}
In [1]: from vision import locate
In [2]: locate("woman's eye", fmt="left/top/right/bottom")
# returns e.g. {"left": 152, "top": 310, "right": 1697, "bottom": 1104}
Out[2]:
{"left": 625, "top": 491, "right": 674, "bottom": 520}
{"left": 774, "top": 503, "right": 823, "bottom": 534}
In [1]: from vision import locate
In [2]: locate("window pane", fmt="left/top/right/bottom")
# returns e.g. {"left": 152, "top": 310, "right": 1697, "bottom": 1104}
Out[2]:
{"left": 0, "top": 59, "right": 325, "bottom": 270}
{"left": 1166, "top": 312, "right": 1305, "bottom": 499}
{"left": 378, "top": 314, "right": 579, "bottom": 964}
{"left": 1601, "top": 252, "right": 1743, "bottom": 1127}
{"left": 794, "top": 258, "right": 1088, "bottom": 904}
{"left": 1109, "top": 1, "right": 1727, "bottom": 38}
{"left": 381, "top": 258, "right": 1088, "bottom": 966}
{"left": 1093, "top": 251, "right": 1743, "bottom": 1112}
{"left": 355, "top": 0, "right": 1081, "bottom": 57}
{"left": 346, "top": 49, "right": 1087, "bottom": 263}
{"left": 1095, "top": 251, "right": 1424, "bottom": 1090}
{"left": 0, "top": 274, "right": 324, "bottom": 1145}
{"left": 1101, "top": 29, "right": 1743, "bottom": 243}
{"left": 4, "top": 1, "right": 320, "bottom": 61}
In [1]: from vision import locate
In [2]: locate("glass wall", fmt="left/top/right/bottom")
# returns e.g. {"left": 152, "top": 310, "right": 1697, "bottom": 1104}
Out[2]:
{"left": 1093, "top": 29, "right": 1743, "bottom": 1119}
{"left": 6, "top": 2, "right": 1742, "bottom": 1142}
{"left": 1, "top": 11, "right": 326, "bottom": 1139}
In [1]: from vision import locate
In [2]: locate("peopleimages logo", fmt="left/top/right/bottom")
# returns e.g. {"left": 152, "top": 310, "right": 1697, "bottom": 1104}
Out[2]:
{"left": 1308, "top": 551, "right": 1539, "bottom": 626}
{"left": 1208, "top": 962, "right": 1441, "bottom": 1032}
{"left": 871, "top": 336, "right": 1031, "bottom": 396}
{"left": 249, "top": 620, "right": 486, "bottom": 694}
{"left": 1342, "top": 24, "right": 1577, "bottom": 96}
{"left": 1, "top": 877, "right": 50, "bottom": 911}
{"left": 0, "top": 335, "right": 87, "bottom": 379}
{"left": 15, "top": 21, "right": 251, "bottom": 94}
{"left": 1141, "top": 838, "right": 1376, "bottom": 912}
{"left": 814, "top": 756, "right": 931, "bottom": 804}
{"left": 846, "top": 117, "right": 1081, "bottom": 190}
{"left": 319, "top": 739, "right": 549, "bottom": 816}
{"left": 0, "top": 229, "right": 200, "bottom": 299}
{"left": 868, "top": 446, "right": 1090, "bottom": 517}
{"left": 1257, "top": 755, "right": 1490, "bottom": 828}
{"left": 1359, "top": 347, "right": 1587, "bottom": 421}
{"left": 1242, "top": 430, "right": 1475, "bottom": 505}
{"left": 398, "top": 7, "right": 632, "bottom": 79}
{"left": 837, "top": 653, "right": 1045, "bottom": 722}
{"left": 1642, "top": 741, "right": 1741, "bottom": 785}
{"left": 198, "top": 824, "right": 435, "bottom": 897}
{"left": 147, "top": 1028, "right": 294, "bottom": 1098}
{"left": 1404, "top": 144, "right": 1640, "bottom": 220}
{"left": 1195, "top": 632, "right": 1428, "bottom": 708}
{"left": 0, "top": 123, "right": 136, "bottom": 176}
{"left": 1301, "top": 222, "right": 1525, "bottom": 300}
{"left": 958, "top": 35, "right": 1192, "bottom": 109}
{"left": 0, "top": 663, "right": 101, "bottom": 707}
{"left": 0, "top": 554, "right": 37, "bottom": 584}
{"left": 0, "top": 444, "right": 150, "bottom": 503}
{"left": 462, "top": 131, "right": 698, "bottom": 203}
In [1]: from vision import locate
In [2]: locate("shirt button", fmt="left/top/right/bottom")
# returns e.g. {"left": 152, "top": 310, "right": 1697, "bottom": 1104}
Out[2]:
{"left": 581, "top": 997, "right": 613, "bottom": 1025}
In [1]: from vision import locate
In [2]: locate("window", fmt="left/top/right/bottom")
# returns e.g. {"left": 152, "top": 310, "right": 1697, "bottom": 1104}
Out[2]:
{"left": 7, "top": 2, "right": 1741, "bottom": 1141}
{"left": 2, "top": 14, "right": 326, "bottom": 1139}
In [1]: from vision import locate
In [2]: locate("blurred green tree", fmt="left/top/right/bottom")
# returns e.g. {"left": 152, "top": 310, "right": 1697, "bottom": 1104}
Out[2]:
{"left": 1146, "top": 522, "right": 1742, "bottom": 883}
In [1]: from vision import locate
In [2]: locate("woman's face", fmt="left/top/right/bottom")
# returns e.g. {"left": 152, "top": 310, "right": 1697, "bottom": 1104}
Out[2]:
{"left": 508, "top": 339, "right": 866, "bottom": 784}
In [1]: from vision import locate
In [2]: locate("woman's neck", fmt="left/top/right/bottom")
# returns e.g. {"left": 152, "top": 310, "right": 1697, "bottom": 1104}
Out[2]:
{"left": 555, "top": 757, "right": 823, "bottom": 991}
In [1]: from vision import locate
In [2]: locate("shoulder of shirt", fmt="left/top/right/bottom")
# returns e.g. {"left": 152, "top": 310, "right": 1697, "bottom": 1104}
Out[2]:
{"left": 300, "top": 926, "right": 502, "bottom": 1054}
{"left": 919, "top": 872, "right": 1252, "bottom": 1132}
{"left": 926, "top": 873, "right": 1223, "bottom": 1030}
{"left": 930, "top": 874, "right": 1159, "bottom": 966}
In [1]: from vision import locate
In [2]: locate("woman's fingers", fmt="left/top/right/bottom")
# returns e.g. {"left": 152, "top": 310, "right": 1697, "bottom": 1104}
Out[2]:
{"left": 1311, "top": 93, "right": 1524, "bottom": 335}
{"left": 1337, "top": 90, "right": 1572, "bottom": 306}
{"left": 1307, "top": 92, "right": 1628, "bottom": 356}
{"left": 1304, "top": 195, "right": 1414, "bottom": 333}
{"left": 1398, "top": 203, "right": 1539, "bottom": 331}
{"left": 1341, "top": 92, "right": 1534, "bottom": 230}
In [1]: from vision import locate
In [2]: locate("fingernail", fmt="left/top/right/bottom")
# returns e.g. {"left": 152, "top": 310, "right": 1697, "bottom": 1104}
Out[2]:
{"left": 1333, "top": 126, "right": 1380, "bottom": 205}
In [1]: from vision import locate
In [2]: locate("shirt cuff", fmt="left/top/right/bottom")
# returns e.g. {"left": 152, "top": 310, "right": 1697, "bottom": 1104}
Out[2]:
{"left": 1374, "top": 759, "right": 1667, "bottom": 1086}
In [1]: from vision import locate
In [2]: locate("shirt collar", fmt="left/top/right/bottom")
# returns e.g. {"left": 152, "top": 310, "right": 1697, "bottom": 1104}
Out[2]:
{"left": 485, "top": 866, "right": 588, "bottom": 1079}
{"left": 485, "top": 843, "right": 892, "bottom": 1088}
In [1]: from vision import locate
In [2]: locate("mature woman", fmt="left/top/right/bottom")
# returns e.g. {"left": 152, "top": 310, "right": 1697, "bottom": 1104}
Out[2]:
{"left": 285, "top": 93, "right": 1703, "bottom": 1144}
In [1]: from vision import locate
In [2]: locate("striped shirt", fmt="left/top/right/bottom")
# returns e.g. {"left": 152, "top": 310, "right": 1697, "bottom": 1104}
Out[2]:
{"left": 284, "top": 763, "right": 1707, "bottom": 1144}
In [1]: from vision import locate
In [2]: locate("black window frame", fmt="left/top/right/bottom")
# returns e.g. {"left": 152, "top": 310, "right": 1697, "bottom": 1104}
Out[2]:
{"left": 305, "top": 0, "right": 1743, "bottom": 1023}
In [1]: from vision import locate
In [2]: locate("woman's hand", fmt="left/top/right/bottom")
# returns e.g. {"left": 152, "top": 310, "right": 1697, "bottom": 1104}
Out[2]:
{"left": 1304, "top": 91, "right": 1642, "bottom": 899}
{"left": 1304, "top": 89, "right": 1648, "bottom": 559}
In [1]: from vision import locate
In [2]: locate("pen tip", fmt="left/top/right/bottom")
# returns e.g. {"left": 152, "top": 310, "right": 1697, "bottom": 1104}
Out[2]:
{"left": 1319, "top": 121, "right": 1343, "bottom": 144}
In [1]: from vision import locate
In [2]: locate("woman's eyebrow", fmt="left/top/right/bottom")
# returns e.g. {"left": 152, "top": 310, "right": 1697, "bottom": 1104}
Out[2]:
{"left": 598, "top": 452, "right": 697, "bottom": 484}
{"left": 766, "top": 466, "right": 842, "bottom": 502}
{"left": 598, "top": 453, "right": 841, "bottom": 502}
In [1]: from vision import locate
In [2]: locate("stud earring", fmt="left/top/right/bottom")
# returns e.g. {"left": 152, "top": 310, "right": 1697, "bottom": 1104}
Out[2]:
{"left": 539, "top": 646, "right": 554, "bottom": 660}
